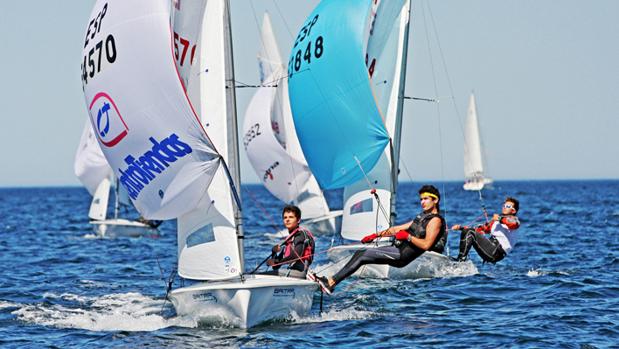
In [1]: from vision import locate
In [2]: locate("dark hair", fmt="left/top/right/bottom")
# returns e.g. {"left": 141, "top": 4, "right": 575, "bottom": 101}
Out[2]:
{"left": 282, "top": 205, "right": 302, "bottom": 220}
{"left": 418, "top": 185, "right": 441, "bottom": 212}
{"left": 505, "top": 197, "right": 519, "bottom": 213}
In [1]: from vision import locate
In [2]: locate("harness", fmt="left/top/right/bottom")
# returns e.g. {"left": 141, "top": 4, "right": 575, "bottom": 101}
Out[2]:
{"left": 281, "top": 226, "right": 315, "bottom": 271}
{"left": 395, "top": 212, "right": 447, "bottom": 253}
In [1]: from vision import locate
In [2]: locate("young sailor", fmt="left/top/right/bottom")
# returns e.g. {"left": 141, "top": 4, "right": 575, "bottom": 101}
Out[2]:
{"left": 312, "top": 185, "right": 447, "bottom": 294}
{"left": 264, "top": 205, "right": 315, "bottom": 279}
{"left": 451, "top": 197, "right": 520, "bottom": 263}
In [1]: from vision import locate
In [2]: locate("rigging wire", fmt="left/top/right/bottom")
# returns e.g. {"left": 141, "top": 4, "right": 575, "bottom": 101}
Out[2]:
{"left": 425, "top": 3, "right": 490, "bottom": 221}
{"left": 420, "top": 0, "right": 448, "bottom": 224}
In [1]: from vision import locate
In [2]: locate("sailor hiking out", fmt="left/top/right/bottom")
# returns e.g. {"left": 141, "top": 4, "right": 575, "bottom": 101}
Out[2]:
{"left": 451, "top": 197, "right": 521, "bottom": 263}
{"left": 312, "top": 185, "right": 446, "bottom": 294}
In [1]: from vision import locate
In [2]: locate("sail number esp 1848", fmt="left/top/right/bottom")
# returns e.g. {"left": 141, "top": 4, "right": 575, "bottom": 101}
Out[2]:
{"left": 288, "top": 14, "right": 323, "bottom": 79}
{"left": 81, "top": 3, "right": 117, "bottom": 86}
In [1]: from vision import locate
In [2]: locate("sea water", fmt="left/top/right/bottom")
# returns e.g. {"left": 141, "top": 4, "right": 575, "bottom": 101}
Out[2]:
{"left": 0, "top": 181, "right": 617, "bottom": 348}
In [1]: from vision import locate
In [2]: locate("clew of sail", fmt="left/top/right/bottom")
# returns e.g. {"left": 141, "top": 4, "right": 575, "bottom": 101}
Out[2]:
{"left": 287, "top": 0, "right": 390, "bottom": 190}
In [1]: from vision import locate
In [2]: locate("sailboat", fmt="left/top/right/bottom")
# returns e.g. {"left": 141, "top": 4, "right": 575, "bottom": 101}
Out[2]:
{"left": 74, "top": 120, "right": 157, "bottom": 237}
{"left": 463, "top": 92, "right": 493, "bottom": 191}
{"left": 243, "top": 13, "right": 340, "bottom": 235}
{"left": 288, "top": 0, "right": 455, "bottom": 279}
{"left": 81, "top": 0, "right": 316, "bottom": 328}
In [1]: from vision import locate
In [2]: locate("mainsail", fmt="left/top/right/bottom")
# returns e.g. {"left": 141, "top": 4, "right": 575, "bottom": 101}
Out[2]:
{"left": 464, "top": 93, "right": 484, "bottom": 181}
{"left": 172, "top": 0, "right": 243, "bottom": 279}
{"left": 288, "top": 0, "right": 409, "bottom": 239}
{"left": 74, "top": 120, "right": 112, "bottom": 196}
{"left": 243, "top": 13, "right": 331, "bottom": 220}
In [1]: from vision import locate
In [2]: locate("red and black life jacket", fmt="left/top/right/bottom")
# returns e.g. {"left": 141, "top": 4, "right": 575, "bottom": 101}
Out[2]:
{"left": 281, "top": 227, "right": 315, "bottom": 270}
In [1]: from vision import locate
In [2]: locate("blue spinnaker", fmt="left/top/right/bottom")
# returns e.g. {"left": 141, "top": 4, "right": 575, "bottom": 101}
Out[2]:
{"left": 288, "top": 0, "right": 389, "bottom": 189}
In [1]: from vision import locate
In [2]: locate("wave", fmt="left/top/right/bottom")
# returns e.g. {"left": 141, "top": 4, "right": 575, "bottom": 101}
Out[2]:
{"left": 11, "top": 292, "right": 197, "bottom": 332}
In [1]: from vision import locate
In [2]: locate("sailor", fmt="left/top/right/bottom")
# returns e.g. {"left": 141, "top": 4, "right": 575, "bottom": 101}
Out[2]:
{"left": 264, "top": 205, "right": 315, "bottom": 279}
{"left": 451, "top": 197, "right": 520, "bottom": 263}
{"left": 312, "top": 185, "right": 446, "bottom": 294}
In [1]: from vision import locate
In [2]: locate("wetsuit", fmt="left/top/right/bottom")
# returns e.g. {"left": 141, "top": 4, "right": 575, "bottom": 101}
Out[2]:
{"left": 457, "top": 215, "right": 520, "bottom": 263}
{"left": 331, "top": 212, "right": 447, "bottom": 285}
{"left": 264, "top": 227, "right": 314, "bottom": 278}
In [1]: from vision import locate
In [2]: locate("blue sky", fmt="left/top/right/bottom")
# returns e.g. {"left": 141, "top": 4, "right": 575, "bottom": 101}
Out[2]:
{"left": 0, "top": 1, "right": 617, "bottom": 187}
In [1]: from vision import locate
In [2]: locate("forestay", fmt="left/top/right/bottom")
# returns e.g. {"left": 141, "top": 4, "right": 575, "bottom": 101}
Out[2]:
{"left": 287, "top": 0, "right": 390, "bottom": 190}
{"left": 172, "top": 0, "right": 242, "bottom": 280}
{"left": 81, "top": 2, "right": 220, "bottom": 222}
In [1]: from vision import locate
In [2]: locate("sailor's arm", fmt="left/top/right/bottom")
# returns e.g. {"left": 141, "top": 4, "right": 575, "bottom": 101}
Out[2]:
{"left": 407, "top": 217, "right": 441, "bottom": 251}
{"left": 380, "top": 220, "right": 414, "bottom": 237}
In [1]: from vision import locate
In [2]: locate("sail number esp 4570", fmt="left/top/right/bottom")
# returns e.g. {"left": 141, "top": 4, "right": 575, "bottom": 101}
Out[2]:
{"left": 81, "top": 3, "right": 117, "bottom": 86}
{"left": 288, "top": 14, "right": 323, "bottom": 79}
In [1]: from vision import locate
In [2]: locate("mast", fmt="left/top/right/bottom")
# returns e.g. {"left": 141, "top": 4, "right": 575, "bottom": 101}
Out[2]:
{"left": 389, "top": 0, "right": 411, "bottom": 226}
{"left": 114, "top": 177, "right": 120, "bottom": 219}
{"left": 223, "top": 0, "right": 244, "bottom": 268}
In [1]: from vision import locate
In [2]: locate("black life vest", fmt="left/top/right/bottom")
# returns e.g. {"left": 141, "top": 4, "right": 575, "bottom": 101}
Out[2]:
{"left": 401, "top": 211, "right": 447, "bottom": 253}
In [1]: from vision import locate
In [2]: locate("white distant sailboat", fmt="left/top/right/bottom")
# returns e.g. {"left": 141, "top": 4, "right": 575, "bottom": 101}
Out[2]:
{"left": 81, "top": 0, "right": 316, "bottom": 328}
{"left": 288, "top": 0, "right": 458, "bottom": 279}
{"left": 243, "top": 13, "right": 340, "bottom": 236}
{"left": 74, "top": 121, "right": 157, "bottom": 237}
{"left": 463, "top": 93, "right": 493, "bottom": 191}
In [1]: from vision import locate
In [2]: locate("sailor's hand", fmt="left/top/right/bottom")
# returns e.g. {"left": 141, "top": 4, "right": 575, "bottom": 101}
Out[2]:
{"left": 451, "top": 224, "right": 462, "bottom": 231}
{"left": 361, "top": 233, "right": 378, "bottom": 244}
{"left": 492, "top": 214, "right": 500, "bottom": 221}
{"left": 272, "top": 244, "right": 281, "bottom": 254}
{"left": 395, "top": 230, "right": 410, "bottom": 241}
{"left": 266, "top": 258, "right": 276, "bottom": 267}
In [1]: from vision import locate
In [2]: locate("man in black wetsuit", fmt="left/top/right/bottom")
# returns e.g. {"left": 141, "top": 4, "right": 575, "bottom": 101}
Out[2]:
{"left": 312, "top": 185, "right": 446, "bottom": 294}
{"left": 264, "top": 205, "right": 315, "bottom": 279}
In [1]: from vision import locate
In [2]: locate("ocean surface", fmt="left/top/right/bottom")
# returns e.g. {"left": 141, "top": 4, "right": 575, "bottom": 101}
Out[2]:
{"left": 1, "top": 180, "right": 617, "bottom": 348}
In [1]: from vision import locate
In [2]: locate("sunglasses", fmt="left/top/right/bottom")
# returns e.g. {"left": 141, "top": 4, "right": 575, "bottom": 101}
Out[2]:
{"left": 503, "top": 203, "right": 514, "bottom": 209}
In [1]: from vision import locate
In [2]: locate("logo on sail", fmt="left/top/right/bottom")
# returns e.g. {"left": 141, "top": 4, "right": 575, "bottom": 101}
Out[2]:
{"left": 89, "top": 92, "right": 128, "bottom": 147}
{"left": 263, "top": 161, "right": 280, "bottom": 181}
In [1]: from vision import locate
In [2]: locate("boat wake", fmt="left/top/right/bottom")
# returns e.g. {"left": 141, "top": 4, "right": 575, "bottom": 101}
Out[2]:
{"left": 10, "top": 292, "right": 197, "bottom": 332}
{"left": 291, "top": 307, "right": 374, "bottom": 324}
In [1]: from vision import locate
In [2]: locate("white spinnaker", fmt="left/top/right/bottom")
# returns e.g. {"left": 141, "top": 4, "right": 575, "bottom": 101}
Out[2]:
{"left": 341, "top": 0, "right": 408, "bottom": 240}
{"left": 174, "top": 0, "right": 241, "bottom": 280}
{"left": 244, "top": 76, "right": 311, "bottom": 204}
{"left": 89, "top": 177, "right": 111, "bottom": 221}
{"left": 74, "top": 120, "right": 112, "bottom": 195}
{"left": 81, "top": 1, "right": 220, "bottom": 219}
{"left": 464, "top": 93, "right": 484, "bottom": 178}
{"left": 244, "top": 13, "right": 330, "bottom": 219}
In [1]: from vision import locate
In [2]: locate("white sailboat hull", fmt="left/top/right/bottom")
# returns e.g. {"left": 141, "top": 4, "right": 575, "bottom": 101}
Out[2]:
{"left": 463, "top": 177, "right": 494, "bottom": 191}
{"left": 90, "top": 219, "right": 157, "bottom": 237}
{"left": 170, "top": 274, "right": 317, "bottom": 328}
{"left": 327, "top": 243, "right": 457, "bottom": 279}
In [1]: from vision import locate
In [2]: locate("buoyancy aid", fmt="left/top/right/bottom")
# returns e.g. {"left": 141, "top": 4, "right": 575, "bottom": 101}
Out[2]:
{"left": 398, "top": 212, "right": 447, "bottom": 253}
{"left": 281, "top": 227, "right": 315, "bottom": 270}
